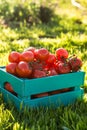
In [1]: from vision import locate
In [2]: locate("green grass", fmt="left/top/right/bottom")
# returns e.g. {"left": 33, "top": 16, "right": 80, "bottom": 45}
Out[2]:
{"left": 0, "top": 0, "right": 87, "bottom": 129}
{"left": 1, "top": 96, "right": 87, "bottom": 130}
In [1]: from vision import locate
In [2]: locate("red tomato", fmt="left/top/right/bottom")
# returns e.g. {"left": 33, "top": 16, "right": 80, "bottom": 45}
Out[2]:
{"left": 62, "top": 88, "right": 72, "bottom": 92}
{"left": 8, "top": 51, "right": 20, "bottom": 63}
{"left": 48, "top": 68, "right": 58, "bottom": 76}
{"left": 31, "top": 60, "right": 45, "bottom": 71}
{"left": 20, "top": 51, "right": 34, "bottom": 62}
{"left": 32, "top": 69, "right": 46, "bottom": 78}
{"left": 16, "top": 61, "right": 32, "bottom": 78}
{"left": 54, "top": 60, "right": 63, "bottom": 72}
{"left": 34, "top": 48, "right": 49, "bottom": 61}
{"left": 46, "top": 53, "right": 56, "bottom": 64}
{"left": 49, "top": 90, "right": 62, "bottom": 95}
{"left": 68, "top": 56, "right": 82, "bottom": 72}
{"left": 34, "top": 49, "right": 39, "bottom": 59}
{"left": 6, "top": 62, "right": 17, "bottom": 75}
{"left": 4, "top": 82, "right": 14, "bottom": 93}
{"left": 56, "top": 62, "right": 71, "bottom": 74}
{"left": 24, "top": 46, "right": 36, "bottom": 53}
{"left": 32, "top": 92, "right": 48, "bottom": 98}
{"left": 56, "top": 48, "right": 68, "bottom": 61}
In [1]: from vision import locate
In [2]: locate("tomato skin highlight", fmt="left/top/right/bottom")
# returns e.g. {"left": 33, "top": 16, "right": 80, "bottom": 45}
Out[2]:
{"left": 6, "top": 62, "right": 17, "bottom": 75}
{"left": 16, "top": 61, "right": 32, "bottom": 78}
{"left": 56, "top": 48, "right": 68, "bottom": 61}
{"left": 20, "top": 51, "right": 34, "bottom": 62}
{"left": 8, "top": 51, "right": 20, "bottom": 63}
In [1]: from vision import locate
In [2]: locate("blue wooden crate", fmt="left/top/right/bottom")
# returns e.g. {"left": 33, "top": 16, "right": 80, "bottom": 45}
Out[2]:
{"left": 0, "top": 67, "right": 85, "bottom": 109}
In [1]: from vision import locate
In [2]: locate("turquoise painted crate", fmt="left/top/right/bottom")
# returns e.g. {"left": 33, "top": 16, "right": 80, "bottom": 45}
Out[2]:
{"left": 0, "top": 67, "right": 85, "bottom": 109}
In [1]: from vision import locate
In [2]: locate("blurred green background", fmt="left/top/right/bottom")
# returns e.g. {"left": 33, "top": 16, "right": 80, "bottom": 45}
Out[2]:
{"left": 0, "top": 1, "right": 87, "bottom": 130}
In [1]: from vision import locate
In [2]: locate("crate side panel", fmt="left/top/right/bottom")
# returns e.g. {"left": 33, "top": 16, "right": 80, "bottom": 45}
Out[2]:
{"left": 0, "top": 68, "right": 85, "bottom": 97}
{"left": 24, "top": 71, "right": 85, "bottom": 95}
{"left": 0, "top": 87, "right": 84, "bottom": 109}
{"left": 25, "top": 89, "right": 84, "bottom": 107}
{"left": 0, "top": 87, "right": 22, "bottom": 109}
{"left": 0, "top": 69, "right": 25, "bottom": 97}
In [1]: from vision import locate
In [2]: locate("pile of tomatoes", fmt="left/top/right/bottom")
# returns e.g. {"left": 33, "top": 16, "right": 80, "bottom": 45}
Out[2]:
{"left": 6, "top": 47, "right": 82, "bottom": 79}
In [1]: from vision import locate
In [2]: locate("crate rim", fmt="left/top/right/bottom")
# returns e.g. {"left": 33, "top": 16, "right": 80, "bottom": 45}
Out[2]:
{"left": 0, "top": 66, "right": 85, "bottom": 81}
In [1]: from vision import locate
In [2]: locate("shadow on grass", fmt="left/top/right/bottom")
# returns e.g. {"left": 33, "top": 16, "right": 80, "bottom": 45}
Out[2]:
{"left": 1, "top": 91, "right": 87, "bottom": 130}
{"left": 2, "top": 13, "right": 86, "bottom": 38}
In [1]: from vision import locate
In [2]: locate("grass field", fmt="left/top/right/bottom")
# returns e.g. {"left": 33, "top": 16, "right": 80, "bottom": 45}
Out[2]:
{"left": 0, "top": 0, "right": 87, "bottom": 129}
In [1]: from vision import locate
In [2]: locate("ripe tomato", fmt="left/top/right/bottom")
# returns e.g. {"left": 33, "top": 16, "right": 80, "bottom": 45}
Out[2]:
{"left": 62, "top": 88, "right": 72, "bottom": 92}
{"left": 48, "top": 68, "right": 58, "bottom": 76}
{"left": 49, "top": 90, "right": 62, "bottom": 95}
{"left": 4, "top": 82, "right": 14, "bottom": 93}
{"left": 31, "top": 60, "right": 45, "bottom": 71}
{"left": 24, "top": 46, "right": 36, "bottom": 53}
{"left": 6, "top": 62, "right": 17, "bottom": 75}
{"left": 56, "top": 62, "right": 71, "bottom": 74}
{"left": 46, "top": 53, "right": 56, "bottom": 64}
{"left": 54, "top": 60, "right": 63, "bottom": 72}
{"left": 16, "top": 61, "right": 32, "bottom": 78}
{"left": 20, "top": 51, "right": 34, "bottom": 62}
{"left": 32, "top": 69, "right": 46, "bottom": 78}
{"left": 56, "top": 48, "right": 68, "bottom": 61}
{"left": 34, "top": 49, "right": 39, "bottom": 59}
{"left": 32, "top": 92, "right": 48, "bottom": 98}
{"left": 68, "top": 56, "right": 82, "bottom": 72}
{"left": 34, "top": 48, "right": 49, "bottom": 61}
{"left": 8, "top": 51, "right": 20, "bottom": 63}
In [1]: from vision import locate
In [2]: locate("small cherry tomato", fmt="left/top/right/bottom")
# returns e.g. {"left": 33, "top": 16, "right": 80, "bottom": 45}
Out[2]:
{"left": 68, "top": 56, "right": 82, "bottom": 72}
{"left": 6, "top": 62, "right": 17, "bottom": 75}
{"left": 4, "top": 82, "right": 14, "bottom": 93}
{"left": 56, "top": 62, "right": 71, "bottom": 74}
{"left": 31, "top": 60, "right": 45, "bottom": 71}
{"left": 32, "top": 92, "right": 48, "bottom": 98}
{"left": 46, "top": 53, "right": 56, "bottom": 64}
{"left": 32, "top": 69, "right": 46, "bottom": 78}
{"left": 49, "top": 90, "right": 62, "bottom": 95}
{"left": 16, "top": 61, "right": 32, "bottom": 78}
{"left": 56, "top": 48, "right": 68, "bottom": 61}
{"left": 48, "top": 68, "right": 58, "bottom": 76}
{"left": 54, "top": 60, "right": 63, "bottom": 72}
{"left": 20, "top": 51, "right": 34, "bottom": 62}
{"left": 34, "top": 48, "right": 49, "bottom": 61}
{"left": 8, "top": 51, "right": 20, "bottom": 63}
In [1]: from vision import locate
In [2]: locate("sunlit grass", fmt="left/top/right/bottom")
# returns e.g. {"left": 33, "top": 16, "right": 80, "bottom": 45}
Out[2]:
{"left": 0, "top": 53, "right": 9, "bottom": 66}
{"left": 0, "top": 27, "right": 19, "bottom": 41}
{"left": 0, "top": 0, "right": 87, "bottom": 130}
